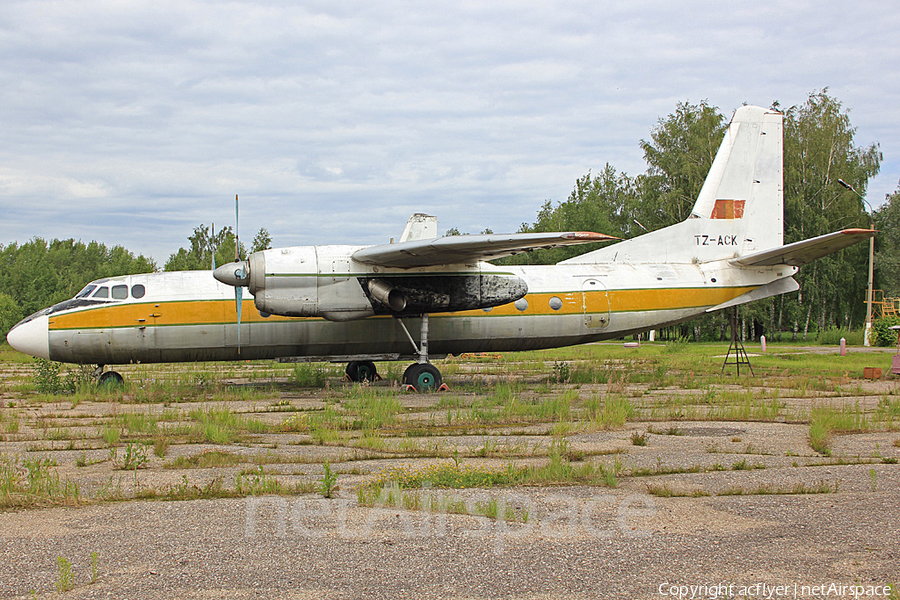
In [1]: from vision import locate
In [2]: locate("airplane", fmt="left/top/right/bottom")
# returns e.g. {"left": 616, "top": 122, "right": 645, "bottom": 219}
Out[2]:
{"left": 6, "top": 105, "right": 874, "bottom": 391}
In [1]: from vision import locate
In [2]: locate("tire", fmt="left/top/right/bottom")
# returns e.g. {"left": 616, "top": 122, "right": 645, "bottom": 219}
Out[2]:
{"left": 402, "top": 363, "right": 442, "bottom": 392}
{"left": 346, "top": 360, "right": 377, "bottom": 383}
{"left": 98, "top": 370, "right": 124, "bottom": 387}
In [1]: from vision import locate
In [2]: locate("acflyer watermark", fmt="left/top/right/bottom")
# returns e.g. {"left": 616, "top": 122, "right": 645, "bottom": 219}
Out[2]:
{"left": 243, "top": 490, "right": 656, "bottom": 554}
{"left": 657, "top": 581, "right": 894, "bottom": 599}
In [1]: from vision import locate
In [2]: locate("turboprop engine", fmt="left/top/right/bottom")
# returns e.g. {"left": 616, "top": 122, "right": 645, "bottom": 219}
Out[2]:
{"left": 214, "top": 245, "right": 528, "bottom": 322}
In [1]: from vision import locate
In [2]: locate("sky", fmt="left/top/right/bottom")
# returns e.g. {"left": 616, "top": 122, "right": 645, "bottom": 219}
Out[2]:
{"left": 1, "top": 0, "right": 899, "bottom": 265}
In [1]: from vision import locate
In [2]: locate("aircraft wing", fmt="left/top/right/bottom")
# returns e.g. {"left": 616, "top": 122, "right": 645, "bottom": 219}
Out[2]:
{"left": 729, "top": 228, "right": 875, "bottom": 268}
{"left": 352, "top": 232, "right": 617, "bottom": 268}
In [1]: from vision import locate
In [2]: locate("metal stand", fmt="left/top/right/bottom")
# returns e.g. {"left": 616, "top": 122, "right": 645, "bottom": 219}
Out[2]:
{"left": 722, "top": 309, "right": 753, "bottom": 375}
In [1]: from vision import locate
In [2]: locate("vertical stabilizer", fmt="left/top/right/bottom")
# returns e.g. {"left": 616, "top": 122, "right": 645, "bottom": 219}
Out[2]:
{"left": 563, "top": 105, "right": 783, "bottom": 265}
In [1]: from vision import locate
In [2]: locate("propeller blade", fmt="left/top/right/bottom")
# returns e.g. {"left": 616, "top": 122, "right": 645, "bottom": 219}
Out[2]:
{"left": 231, "top": 194, "right": 244, "bottom": 353}
{"left": 211, "top": 222, "right": 216, "bottom": 270}
{"left": 234, "top": 194, "right": 240, "bottom": 262}
{"left": 235, "top": 285, "right": 243, "bottom": 353}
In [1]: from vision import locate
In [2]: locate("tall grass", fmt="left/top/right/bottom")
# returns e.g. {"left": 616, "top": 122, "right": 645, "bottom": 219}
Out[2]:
{"left": 188, "top": 407, "right": 269, "bottom": 444}
{"left": 0, "top": 455, "right": 80, "bottom": 508}
{"left": 808, "top": 403, "right": 870, "bottom": 455}
{"left": 585, "top": 394, "right": 634, "bottom": 429}
{"left": 344, "top": 387, "right": 401, "bottom": 430}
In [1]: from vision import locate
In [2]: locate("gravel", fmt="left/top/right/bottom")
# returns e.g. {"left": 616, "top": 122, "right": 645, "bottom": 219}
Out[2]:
{"left": 2, "top": 448, "right": 898, "bottom": 599}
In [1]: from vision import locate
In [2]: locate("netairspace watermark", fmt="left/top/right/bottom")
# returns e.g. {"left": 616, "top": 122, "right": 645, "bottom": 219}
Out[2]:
{"left": 243, "top": 490, "right": 656, "bottom": 554}
{"left": 657, "top": 582, "right": 894, "bottom": 599}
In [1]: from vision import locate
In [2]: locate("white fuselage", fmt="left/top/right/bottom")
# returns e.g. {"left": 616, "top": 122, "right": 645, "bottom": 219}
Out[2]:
{"left": 7, "top": 259, "right": 788, "bottom": 366}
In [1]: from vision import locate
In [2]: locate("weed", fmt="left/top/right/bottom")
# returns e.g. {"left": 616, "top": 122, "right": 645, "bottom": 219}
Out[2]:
{"left": 586, "top": 394, "right": 634, "bottom": 429}
{"left": 164, "top": 450, "right": 246, "bottom": 469}
{"left": 808, "top": 408, "right": 833, "bottom": 455}
{"left": 291, "top": 363, "right": 330, "bottom": 387}
{"left": 869, "top": 468, "right": 878, "bottom": 492}
{"left": 90, "top": 551, "right": 100, "bottom": 584}
{"left": 119, "top": 412, "right": 157, "bottom": 435}
{"left": 550, "top": 361, "right": 571, "bottom": 383}
{"left": 118, "top": 443, "right": 149, "bottom": 471}
{"left": 33, "top": 359, "right": 65, "bottom": 394}
{"left": 56, "top": 556, "right": 74, "bottom": 592}
{"left": 100, "top": 425, "right": 121, "bottom": 447}
{"left": 649, "top": 480, "right": 837, "bottom": 497}
{"left": 630, "top": 432, "right": 647, "bottom": 446}
{"left": 645, "top": 483, "right": 711, "bottom": 497}
{"left": 1, "top": 455, "right": 80, "bottom": 508}
{"left": 719, "top": 481, "right": 838, "bottom": 495}
{"left": 153, "top": 437, "right": 170, "bottom": 458}
{"left": 318, "top": 461, "right": 338, "bottom": 498}
{"left": 5, "top": 413, "right": 20, "bottom": 434}
{"left": 731, "top": 459, "right": 764, "bottom": 471}
{"left": 345, "top": 387, "right": 401, "bottom": 430}
{"left": 189, "top": 407, "right": 260, "bottom": 444}
{"left": 234, "top": 466, "right": 285, "bottom": 496}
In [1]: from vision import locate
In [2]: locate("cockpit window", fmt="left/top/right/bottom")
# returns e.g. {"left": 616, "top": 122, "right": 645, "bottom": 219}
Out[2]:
{"left": 131, "top": 284, "right": 146, "bottom": 299}
{"left": 76, "top": 285, "right": 97, "bottom": 298}
{"left": 92, "top": 287, "right": 109, "bottom": 299}
{"left": 112, "top": 285, "right": 128, "bottom": 300}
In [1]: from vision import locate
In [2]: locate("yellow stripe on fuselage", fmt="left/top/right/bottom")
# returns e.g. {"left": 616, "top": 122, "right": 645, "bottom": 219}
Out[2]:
{"left": 49, "top": 285, "right": 753, "bottom": 331}
{"left": 49, "top": 299, "right": 296, "bottom": 331}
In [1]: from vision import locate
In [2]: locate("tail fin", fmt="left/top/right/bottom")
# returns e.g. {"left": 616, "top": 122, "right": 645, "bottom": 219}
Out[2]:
{"left": 563, "top": 105, "right": 783, "bottom": 265}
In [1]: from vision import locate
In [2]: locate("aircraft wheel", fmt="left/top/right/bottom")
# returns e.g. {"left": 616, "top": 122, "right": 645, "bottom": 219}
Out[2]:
{"left": 98, "top": 370, "right": 124, "bottom": 387}
{"left": 402, "top": 363, "right": 442, "bottom": 392}
{"left": 346, "top": 360, "right": 377, "bottom": 383}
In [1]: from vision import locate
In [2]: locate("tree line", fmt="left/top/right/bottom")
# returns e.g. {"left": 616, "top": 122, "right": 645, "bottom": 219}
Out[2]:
{"left": 2, "top": 90, "right": 897, "bottom": 343}
{"left": 0, "top": 226, "right": 271, "bottom": 337}
{"left": 501, "top": 90, "right": 893, "bottom": 342}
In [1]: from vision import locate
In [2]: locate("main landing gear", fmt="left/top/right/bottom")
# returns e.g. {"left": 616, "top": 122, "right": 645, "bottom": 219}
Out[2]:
{"left": 345, "top": 360, "right": 379, "bottom": 383}
{"left": 397, "top": 314, "right": 446, "bottom": 393}
{"left": 344, "top": 315, "right": 446, "bottom": 392}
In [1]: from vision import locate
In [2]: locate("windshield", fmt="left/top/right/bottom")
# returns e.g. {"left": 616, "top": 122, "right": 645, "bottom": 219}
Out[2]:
{"left": 75, "top": 285, "right": 97, "bottom": 299}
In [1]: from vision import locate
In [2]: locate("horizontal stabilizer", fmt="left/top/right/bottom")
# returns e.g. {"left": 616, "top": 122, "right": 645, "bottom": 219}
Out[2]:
{"left": 706, "top": 277, "right": 799, "bottom": 313}
{"left": 353, "top": 231, "right": 617, "bottom": 268}
{"left": 729, "top": 229, "right": 875, "bottom": 268}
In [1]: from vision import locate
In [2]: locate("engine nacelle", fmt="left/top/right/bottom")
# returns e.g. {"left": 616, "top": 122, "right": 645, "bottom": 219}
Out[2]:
{"left": 249, "top": 246, "right": 375, "bottom": 322}
{"left": 241, "top": 245, "right": 529, "bottom": 322}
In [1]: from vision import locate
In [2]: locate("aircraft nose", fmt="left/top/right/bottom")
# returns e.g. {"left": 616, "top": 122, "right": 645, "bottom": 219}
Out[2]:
{"left": 6, "top": 314, "right": 51, "bottom": 360}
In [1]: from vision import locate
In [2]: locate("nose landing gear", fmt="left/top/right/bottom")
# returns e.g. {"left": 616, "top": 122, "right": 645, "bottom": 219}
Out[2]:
{"left": 94, "top": 365, "right": 124, "bottom": 387}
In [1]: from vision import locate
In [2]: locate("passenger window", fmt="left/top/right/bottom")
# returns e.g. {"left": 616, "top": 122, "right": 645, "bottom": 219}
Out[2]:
{"left": 131, "top": 284, "right": 146, "bottom": 299}
{"left": 112, "top": 285, "right": 128, "bottom": 300}
{"left": 93, "top": 287, "right": 109, "bottom": 299}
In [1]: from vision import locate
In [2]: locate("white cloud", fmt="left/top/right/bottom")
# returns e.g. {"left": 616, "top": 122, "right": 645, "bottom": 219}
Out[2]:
{"left": 1, "top": 0, "right": 898, "bottom": 263}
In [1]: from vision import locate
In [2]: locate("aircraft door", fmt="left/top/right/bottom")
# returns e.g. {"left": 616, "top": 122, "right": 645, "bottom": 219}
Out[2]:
{"left": 582, "top": 279, "right": 610, "bottom": 329}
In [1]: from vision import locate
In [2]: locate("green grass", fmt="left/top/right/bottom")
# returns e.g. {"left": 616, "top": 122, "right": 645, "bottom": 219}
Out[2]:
{"left": 164, "top": 450, "right": 248, "bottom": 469}
{"left": 585, "top": 394, "right": 634, "bottom": 429}
{"left": 290, "top": 363, "right": 332, "bottom": 387}
{"left": 188, "top": 407, "right": 269, "bottom": 444}
{"left": 5, "top": 340, "right": 900, "bottom": 515}
{"left": 345, "top": 387, "right": 402, "bottom": 430}
{"left": 808, "top": 403, "right": 871, "bottom": 455}
{"left": 647, "top": 480, "right": 838, "bottom": 497}
{"left": 0, "top": 454, "right": 81, "bottom": 509}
